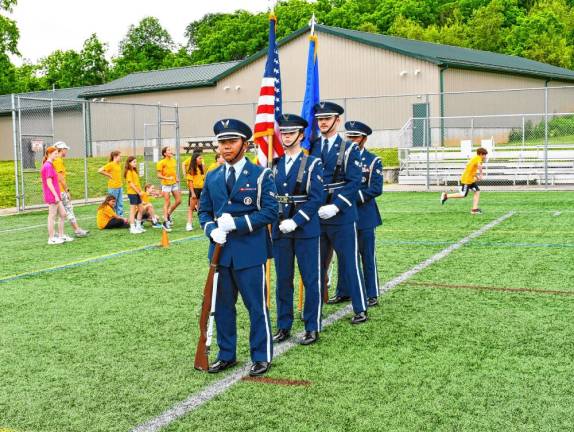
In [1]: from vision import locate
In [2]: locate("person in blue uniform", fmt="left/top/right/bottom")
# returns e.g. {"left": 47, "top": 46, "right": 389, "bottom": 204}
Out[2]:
{"left": 271, "top": 114, "right": 324, "bottom": 345}
{"left": 344, "top": 121, "right": 383, "bottom": 306}
{"left": 199, "top": 118, "right": 278, "bottom": 377}
{"left": 310, "top": 101, "right": 368, "bottom": 324}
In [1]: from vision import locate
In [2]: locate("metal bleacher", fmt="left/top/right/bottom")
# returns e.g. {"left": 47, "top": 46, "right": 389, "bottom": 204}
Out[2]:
{"left": 399, "top": 141, "right": 574, "bottom": 186}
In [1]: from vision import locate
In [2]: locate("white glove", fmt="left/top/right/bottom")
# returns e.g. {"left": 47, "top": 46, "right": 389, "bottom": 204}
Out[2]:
{"left": 210, "top": 227, "right": 227, "bottom": 245}
{"left": 318, "top": 204, "right": 339, "bottom": 219}
{"left": 217, "top": 213, "right": 236, "bottom": 232}
{"left": 279, "top": 219, "right": 297, "bottom": 234}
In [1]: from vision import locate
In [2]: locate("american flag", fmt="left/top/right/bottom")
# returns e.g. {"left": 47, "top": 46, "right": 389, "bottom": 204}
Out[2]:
{"left": 253, "top": 13, "right": 283, "bottom": 167}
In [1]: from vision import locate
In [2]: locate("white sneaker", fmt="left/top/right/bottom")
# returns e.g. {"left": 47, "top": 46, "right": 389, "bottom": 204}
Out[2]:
{"left": 48, "top": 237, "right": 64, "bottom": 245}
{"left": 136, "top": 225, "right": 146, "bottom": 233}
{"left": 75, "top": 229, "right": 89, "bottom": 237}
{"left": 186, "top": 223, "right": 193, "bottom": 232}
{"left": 130, "top": 227, "right": 142, "bottom": 234}
{"left": 61, "top": 234, "right": 75, "bottom": 242}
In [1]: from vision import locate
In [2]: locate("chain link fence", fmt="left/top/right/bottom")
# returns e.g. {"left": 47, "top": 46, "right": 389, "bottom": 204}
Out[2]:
{"left": 8, "top": 85, "right": 574, "bottom": 210}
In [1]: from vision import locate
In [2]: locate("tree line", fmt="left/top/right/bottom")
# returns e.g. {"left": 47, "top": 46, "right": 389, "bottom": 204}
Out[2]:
{"left": 1, "top": 0, "right": 574, "bottom": 96}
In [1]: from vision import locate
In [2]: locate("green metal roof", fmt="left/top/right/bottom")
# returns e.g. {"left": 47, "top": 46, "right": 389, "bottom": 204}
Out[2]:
{"left": 80, "top": 61, "right": 241, "bottom": 98}
{"left": 0, "top": 85, "right": 102, "bottom": 115}
{"left": 316, "top": 25, "right": 574, "bottom": 82}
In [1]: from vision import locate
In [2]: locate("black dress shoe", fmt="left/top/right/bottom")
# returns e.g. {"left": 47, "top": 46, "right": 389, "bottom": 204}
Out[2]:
{"left": 367, "top": 297, "right": 379, "bottom": 307}
{"left": 351, "top": 311, "right": 368, "bottom": 324}
{"left": 300, "top": 331, "right": 319, "bottom": 345}
{"left": 273, "top": 329, "right": 290, "bottom": 343}
{"left": 326, "top": 295, "right": 351, "bottom": 305}
{"left": 249, "top": 361, "right": 270, "bottom": 376}
{"left": 208, "top": 359, "right": 237, "bottom": 374}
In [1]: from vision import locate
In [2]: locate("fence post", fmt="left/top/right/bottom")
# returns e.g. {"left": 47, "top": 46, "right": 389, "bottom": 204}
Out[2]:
{"left": 544, "top": 82, "right": 548, "bottom": 189}
{"left": 17, "top": 96, "right": 25, "bottom": 209}
{"left": 521, "top": 116, "right": 525, "bottom": 150}
{"left": 175, "top": 104, "right": 181, "bottom": 181}
{"left": 157, "top": 103, "right": 162, "bottom": 153}
{"left": 425, "top": 117, "right": 429, "bottom": 191}
{"left": 11, "top": 94, "right": 20, "bottom": 211}
{"left": 132, "top": 104, "right": 137, "bottom": 156}
{"left": 82, "top": 101, "right": 89, "bottom": 203}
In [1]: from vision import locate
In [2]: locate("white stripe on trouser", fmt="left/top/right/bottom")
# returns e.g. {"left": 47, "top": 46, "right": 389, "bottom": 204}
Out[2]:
{"left": 373, "top": 246, "right": 380, "bottom": 296}
{"left": 261, "top": 264, "right": 271, "bottom": 362}
{"left": 316, "top": 236, "right": 322, "bottom": 331}
{"left": 353, "top": 223, "right": 367, "bottom": 310}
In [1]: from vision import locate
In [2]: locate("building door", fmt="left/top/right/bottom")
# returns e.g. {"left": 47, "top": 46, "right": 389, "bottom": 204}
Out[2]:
{"left": 412, "top": 103, "right": 430, "bottom": 147}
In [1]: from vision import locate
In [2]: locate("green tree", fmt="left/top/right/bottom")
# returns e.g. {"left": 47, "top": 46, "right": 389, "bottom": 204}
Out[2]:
{"left": 38, "top": 49, "right": 84, "bottom": 89}
{"left": 505, "top": 0, "right": 574, "bottom": 68}
{"left": 0, "top": 0, "right": 19, "bottom": 56}
{"left": 112, "top": 17, "right": 175, "bottom": 77}
{"left": 80, "top": 34, "right": 109, "bottom": 85}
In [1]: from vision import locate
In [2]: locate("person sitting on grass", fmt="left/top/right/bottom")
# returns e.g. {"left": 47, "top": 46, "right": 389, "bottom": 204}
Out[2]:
{"left": 141, "top": 184, "right": 163, "bottom": 228}
{"left": 124, "top": 156, "right": 146, "bottom": 235}
{"left": 96, "top": 195, "right": 129, "bottom": 230}
{"left": 441, "top": 147, "right": 488, "bottom": 215}
{"left": 98, "top": 150, "right": 124, "bottom": 216}
{"left": 41, "top": 146, "right": 72, "bottom": 245}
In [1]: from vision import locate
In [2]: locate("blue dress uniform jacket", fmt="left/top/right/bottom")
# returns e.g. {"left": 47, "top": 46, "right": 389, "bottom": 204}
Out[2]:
{"left": 357, "top": 149, "right": 383, "bottom": 230}
{"left": 271, "top": 153, "right": 323, "bottom": 332}
{"left": 272, "top": 153, "right": 324, "bottom": 239}
{"left": 310, "top": 135, "right": 362, "bottom": 225}
{"left": 199, "top": 159, "right": 278, "bottom": 270}
{"left": 198, "top": 158, "right": 278, "bottom": 364}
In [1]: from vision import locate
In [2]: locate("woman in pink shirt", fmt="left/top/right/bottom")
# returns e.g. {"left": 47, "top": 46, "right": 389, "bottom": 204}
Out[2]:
{"left": 41, "top": 146, "right": 71, "bottom": 245}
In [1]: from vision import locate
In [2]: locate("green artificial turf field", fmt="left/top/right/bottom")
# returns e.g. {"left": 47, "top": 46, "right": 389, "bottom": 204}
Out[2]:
{"left": 1, "top": 192, "right": 573, "bottom": 432}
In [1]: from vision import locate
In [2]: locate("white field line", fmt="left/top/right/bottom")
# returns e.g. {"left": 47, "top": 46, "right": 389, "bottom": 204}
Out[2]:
{"left": 130, "top": 210, "right": 515, "bottom": 432}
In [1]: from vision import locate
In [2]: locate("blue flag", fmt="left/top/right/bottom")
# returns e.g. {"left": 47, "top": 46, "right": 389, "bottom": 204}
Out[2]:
{"left": 301, "top": 34, "right": 319, "bottom": 152}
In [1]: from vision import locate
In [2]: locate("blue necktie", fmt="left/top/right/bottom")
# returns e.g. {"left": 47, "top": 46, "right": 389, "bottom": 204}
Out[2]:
{"left": 321, "top": 138, "right": 329, "bottom": 160}
{"left": 226, "top": 166, "right": 236, "bottom": 194}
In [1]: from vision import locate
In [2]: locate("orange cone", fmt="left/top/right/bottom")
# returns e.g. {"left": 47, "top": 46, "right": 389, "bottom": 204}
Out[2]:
{"left": 160, "top": 228, "right": 170, "bottom": 248}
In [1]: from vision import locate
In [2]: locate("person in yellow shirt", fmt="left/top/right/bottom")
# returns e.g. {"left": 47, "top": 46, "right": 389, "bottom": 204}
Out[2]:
{"left": 207, "top": 150, "right": 224, "bottom": 173}
{"left": 156, "top": 146, "right": 181, "bottom": 231}
{"left": 182, "top": 150, "right": 206, "bottom": 231}
{"left": 98, "top": 150, "right": 124, "bottom": 216}
{"left": 141, "top": 184, "right": 163, "bottom": 228}
{"left": 124, "top": 156, "right": 146, "bottom": 234}
{"left": 96, "top": 195, "right": 128, "bottom": 229}
{"left": 441, "top": 147, "right": 488, "bottom": 214}
{"left": 53, "top": 141, "right": 89, "bottom": 237}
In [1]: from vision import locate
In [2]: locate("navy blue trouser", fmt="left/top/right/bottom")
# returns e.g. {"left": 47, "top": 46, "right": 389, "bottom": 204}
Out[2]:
{"left": 321, "top": 223, "right": 367, "bottom": 314}
{"left": 335, "top": 228, "right": 379, "bottom": 299}
{"left": 273, "top": 236, "right": 322, "bottom": 332}
{"left": 215, "top": 264, "right": 273, "bottom": 363}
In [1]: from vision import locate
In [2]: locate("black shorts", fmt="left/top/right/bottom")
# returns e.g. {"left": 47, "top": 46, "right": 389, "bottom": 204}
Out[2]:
{"left": 460, "top": 183, "right": 479, "bottom": 197}
{"left": 188, "top": 188, "right": 202, "bottom": 205}
{"left": 128, "top": 194, "right": 142, "bottom": 205}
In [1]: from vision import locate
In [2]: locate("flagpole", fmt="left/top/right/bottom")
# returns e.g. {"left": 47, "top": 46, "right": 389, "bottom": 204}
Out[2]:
{"left": 265, "top": 1, "right": 276, "bottom": 308}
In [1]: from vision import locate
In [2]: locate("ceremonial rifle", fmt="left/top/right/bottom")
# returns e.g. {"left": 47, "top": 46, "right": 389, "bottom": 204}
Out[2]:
{"left": 194, "top": 243, "right": 223, "bottom": 371}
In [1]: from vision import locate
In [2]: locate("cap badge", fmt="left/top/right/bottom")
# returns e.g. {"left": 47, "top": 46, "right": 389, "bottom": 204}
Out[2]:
{"left": 221, "top": 119, "right": 230, "bottom": 128}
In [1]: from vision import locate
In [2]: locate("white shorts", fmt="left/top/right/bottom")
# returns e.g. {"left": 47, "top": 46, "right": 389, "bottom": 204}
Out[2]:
{"left": 161, "top": 184, "right": 179, "bottom": 193}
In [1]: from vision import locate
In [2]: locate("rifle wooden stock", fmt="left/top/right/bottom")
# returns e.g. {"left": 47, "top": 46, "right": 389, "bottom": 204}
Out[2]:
{"left": 194, "top": 243, "right": 223, "bottom": 371}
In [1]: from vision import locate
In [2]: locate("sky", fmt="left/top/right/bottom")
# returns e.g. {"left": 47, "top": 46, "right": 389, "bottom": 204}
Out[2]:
{"left": 7, "top": 0, "right": 273, "bottom": 65}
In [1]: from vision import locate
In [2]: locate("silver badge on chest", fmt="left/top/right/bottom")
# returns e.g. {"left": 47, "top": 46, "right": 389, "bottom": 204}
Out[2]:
{"left": 243, "top": 196, "right": 253, "bottom": 205}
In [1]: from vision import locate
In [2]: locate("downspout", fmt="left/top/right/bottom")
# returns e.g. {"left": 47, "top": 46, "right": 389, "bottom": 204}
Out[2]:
{"left": 439, "top": 64, "right": 448, "bottom": 147}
